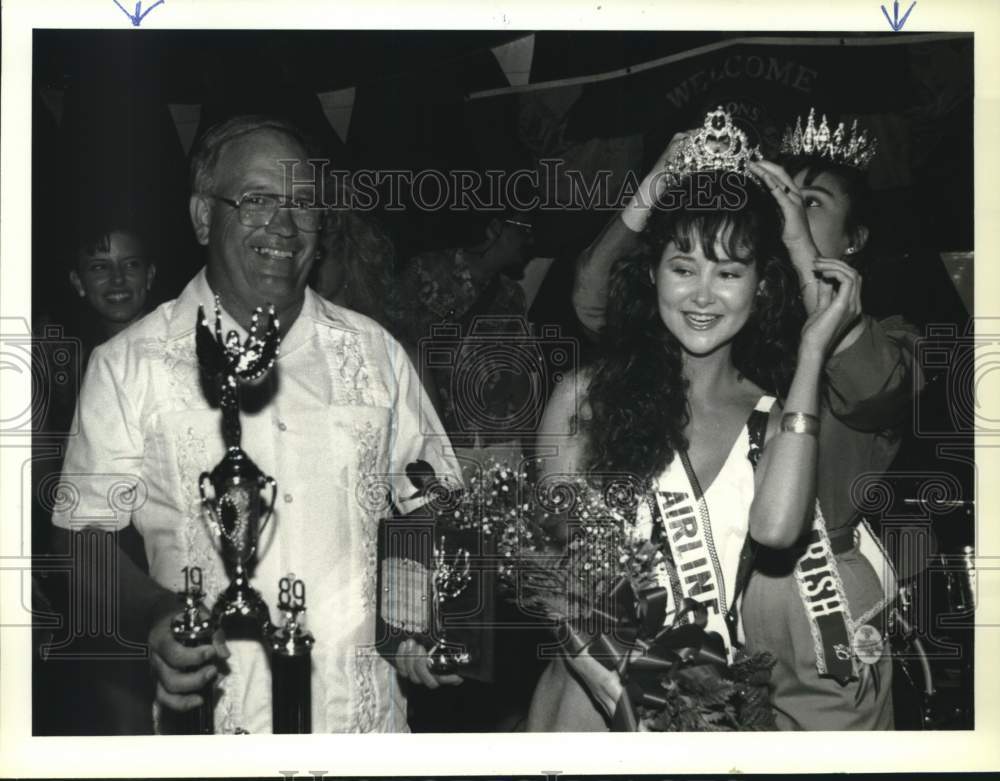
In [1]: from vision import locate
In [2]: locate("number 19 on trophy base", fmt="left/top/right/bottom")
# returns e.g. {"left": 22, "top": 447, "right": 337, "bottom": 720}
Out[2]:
{"left": 168, "top": 566, "right": 215, "bottom": 735}
{"left": 167, "top": 568, "right": 316, "bottom": 734}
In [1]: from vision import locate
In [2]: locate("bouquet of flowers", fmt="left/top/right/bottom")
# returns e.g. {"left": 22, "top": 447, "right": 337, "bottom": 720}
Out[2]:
{"left": 437, "top": 456, "right": 776, "bottom": 731}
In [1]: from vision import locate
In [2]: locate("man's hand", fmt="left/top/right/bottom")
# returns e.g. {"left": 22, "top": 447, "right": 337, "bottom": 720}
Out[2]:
{"left": 148, "top": 612, "right": 230, "bottom": 711}
{"left": 392, "top": 639, "right": 463, "bottom": 689}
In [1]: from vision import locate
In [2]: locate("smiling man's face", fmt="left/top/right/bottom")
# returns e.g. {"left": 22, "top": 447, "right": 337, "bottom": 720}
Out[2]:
{"left": 194, "top": 128, "right": 321, "bottom": 327}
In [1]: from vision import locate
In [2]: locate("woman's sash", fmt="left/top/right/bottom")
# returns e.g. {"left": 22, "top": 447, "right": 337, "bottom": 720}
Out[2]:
{"left": 633, "top": 398, "right": 774, "bottom": 659}
{"left": 792, "top": 504, "right": 899, "bottom": 684}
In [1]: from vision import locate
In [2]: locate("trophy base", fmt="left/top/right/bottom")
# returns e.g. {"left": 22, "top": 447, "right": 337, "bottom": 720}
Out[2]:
{"left": 427, "top": 641, "right": 471, "bottom": 675}
{"left": 160, "top": 690, "right": 216, "bottom": 735}
{"left": 212, "top": 575, "right": 273, "bottom": 636}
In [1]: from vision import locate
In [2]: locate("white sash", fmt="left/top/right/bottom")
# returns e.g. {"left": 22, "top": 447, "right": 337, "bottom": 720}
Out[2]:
{"left": 634, "top": 396, "right": 776, "bottom": 658}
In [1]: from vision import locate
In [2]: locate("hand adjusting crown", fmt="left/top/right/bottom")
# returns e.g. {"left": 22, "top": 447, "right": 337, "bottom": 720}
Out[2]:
{"left": 664, "top": 106, "right": 763, "bottom": 183}
{"left": 779, "top": 108, "right": 878, "bottom": 171}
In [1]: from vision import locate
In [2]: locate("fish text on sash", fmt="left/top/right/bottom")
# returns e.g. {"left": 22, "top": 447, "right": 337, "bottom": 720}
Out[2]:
{"left": 798, "top": 533, "right": 845, "bottom": 619}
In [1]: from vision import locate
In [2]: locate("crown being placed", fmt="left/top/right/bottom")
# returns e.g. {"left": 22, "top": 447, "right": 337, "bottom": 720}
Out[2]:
{"left": 663, "top": 107, "right": 763, "bottom": 182}
{"left": 779, "top": 108, "right": 878, "bottom": 171}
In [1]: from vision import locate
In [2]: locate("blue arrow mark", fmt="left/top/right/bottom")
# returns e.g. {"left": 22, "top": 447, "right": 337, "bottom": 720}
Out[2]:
{"left": 881, "top": 0, "right": 916, "bottom": 31}
{"left": 112, "top": 0, "right": 165, "bottom": 26}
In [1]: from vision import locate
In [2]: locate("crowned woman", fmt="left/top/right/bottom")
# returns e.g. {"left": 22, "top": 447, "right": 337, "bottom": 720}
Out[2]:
{"left": 525, "top": 108, "right": 863, "bottom": 731}
{"left": 740, "top": 109, "right": 923, "bottom": 730}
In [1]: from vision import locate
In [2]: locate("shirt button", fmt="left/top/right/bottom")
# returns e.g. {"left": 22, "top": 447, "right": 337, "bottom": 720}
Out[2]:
{"left": 277, "top": 421, "right": 287, "bottom": 431}
{"left": 283, "top": 493, "right": 293, "bottom": 504}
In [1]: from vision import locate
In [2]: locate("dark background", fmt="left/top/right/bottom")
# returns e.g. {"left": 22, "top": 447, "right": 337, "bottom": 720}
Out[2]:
{"left": 33, "top": 30, "right": 973, "bottom": 311}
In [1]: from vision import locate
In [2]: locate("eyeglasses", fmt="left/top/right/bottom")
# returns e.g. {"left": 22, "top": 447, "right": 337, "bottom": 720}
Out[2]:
{"left": 207, "top": 192, "right": 325, "bottom": 233}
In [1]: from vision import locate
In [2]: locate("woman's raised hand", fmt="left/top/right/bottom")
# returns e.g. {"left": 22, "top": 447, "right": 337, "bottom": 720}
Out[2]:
{"left": 661, "top": 129, "right": 696, "bottom": 166}
{"left": 633, "top": 130, "right": 698, "bottom": 208}
{"left": 747, "top": 160, "right": 816, "bottom": 251}
{"left": 749, "top": 159, "right": 834, "bottom": 315}
{"left": 799, "top": 257, "right": 863, "bottom": 359}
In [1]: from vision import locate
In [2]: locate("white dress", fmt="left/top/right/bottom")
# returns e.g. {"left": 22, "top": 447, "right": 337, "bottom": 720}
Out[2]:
{"left": 527, "top": 396, "right": 775, "bottom": 731}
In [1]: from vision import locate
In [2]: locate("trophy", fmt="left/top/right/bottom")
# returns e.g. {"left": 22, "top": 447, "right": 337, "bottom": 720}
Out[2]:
{"left": 196, "top": 298, "right": 279, "bottom": 634}
{"left": 168, "top": 571, "right": 215, "bottom": 735}
{"left": 269, "top": 576, "right": 316, "bottom": 734}
{"left": 375, "top": 485, "right": 495, "bottom": 682}
{"left": 165, "top": 297, "right": 315, "bottom": 734}
{"left": 427, "top": 535, "right": 472, "bottom": 674}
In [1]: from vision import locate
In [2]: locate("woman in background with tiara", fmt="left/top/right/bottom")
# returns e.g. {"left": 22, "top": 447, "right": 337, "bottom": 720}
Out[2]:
{"left": 526, "top": 109, "right": 861, "bottom": 730}
{"left": 742, "top": 109, "right": 923, "bottom": 730}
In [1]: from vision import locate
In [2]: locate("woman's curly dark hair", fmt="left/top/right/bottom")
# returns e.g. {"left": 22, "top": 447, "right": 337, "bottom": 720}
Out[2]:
{"left": 582, "top": 172, "right": 805, "bottom": 485}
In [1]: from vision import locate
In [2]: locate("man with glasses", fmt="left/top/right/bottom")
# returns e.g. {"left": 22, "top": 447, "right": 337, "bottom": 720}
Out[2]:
{"left": 50, "top": 115, "right": 460, "bottom": 733}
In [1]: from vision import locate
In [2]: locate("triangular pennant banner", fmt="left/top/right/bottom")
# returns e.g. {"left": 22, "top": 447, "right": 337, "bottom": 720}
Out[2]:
{"left": 168, "top": 103, "right": 202, "bottom": 156}
{"left": 940, "top": 251, "right": 973, "bottom": 315}
{"left": 317, "top": 86, "right": 357, "bottom": 145}
{"left": 491, "top": 34, "right": 535, "bottom": 88}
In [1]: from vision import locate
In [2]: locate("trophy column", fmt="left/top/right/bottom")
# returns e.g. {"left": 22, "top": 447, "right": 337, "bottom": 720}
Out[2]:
{"left": 269, "top": 575, "right": 314, "bottom": 733}
{"left": 181, "top": 298, "right": 317, "bottom": 733}
{"left": 167, "top": 578, "right": 215, "bottom": 735}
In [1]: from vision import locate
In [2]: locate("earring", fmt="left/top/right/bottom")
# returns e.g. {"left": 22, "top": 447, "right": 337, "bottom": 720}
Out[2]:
{"left": 845, "top": 246, "right": 857, "bottom": 256}
{"left": 752, "top": 284, "right": 767, "bottom": 312}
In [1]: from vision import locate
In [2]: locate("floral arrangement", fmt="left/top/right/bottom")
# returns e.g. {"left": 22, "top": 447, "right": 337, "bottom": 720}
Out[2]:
{"left": 430, "top": 456, "right": 776, "bottom": 732}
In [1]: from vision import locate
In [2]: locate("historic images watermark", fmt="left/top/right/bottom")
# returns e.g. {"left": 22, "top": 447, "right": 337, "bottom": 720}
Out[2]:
{"left": 279, "top": 159, "right": 753, "bottom": 214}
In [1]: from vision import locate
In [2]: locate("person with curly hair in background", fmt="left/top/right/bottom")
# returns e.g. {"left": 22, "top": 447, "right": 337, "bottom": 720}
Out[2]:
{"left": 310, "top": 205, "right": 442, "bottom": 411}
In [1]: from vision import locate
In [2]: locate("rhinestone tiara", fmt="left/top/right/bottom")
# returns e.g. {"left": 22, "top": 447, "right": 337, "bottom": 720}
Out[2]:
{"left": 779, "top": 108, "right": 878, "bottom": 171}
{"left": 663, "top": 106, "right": 763, "bottom": 183}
